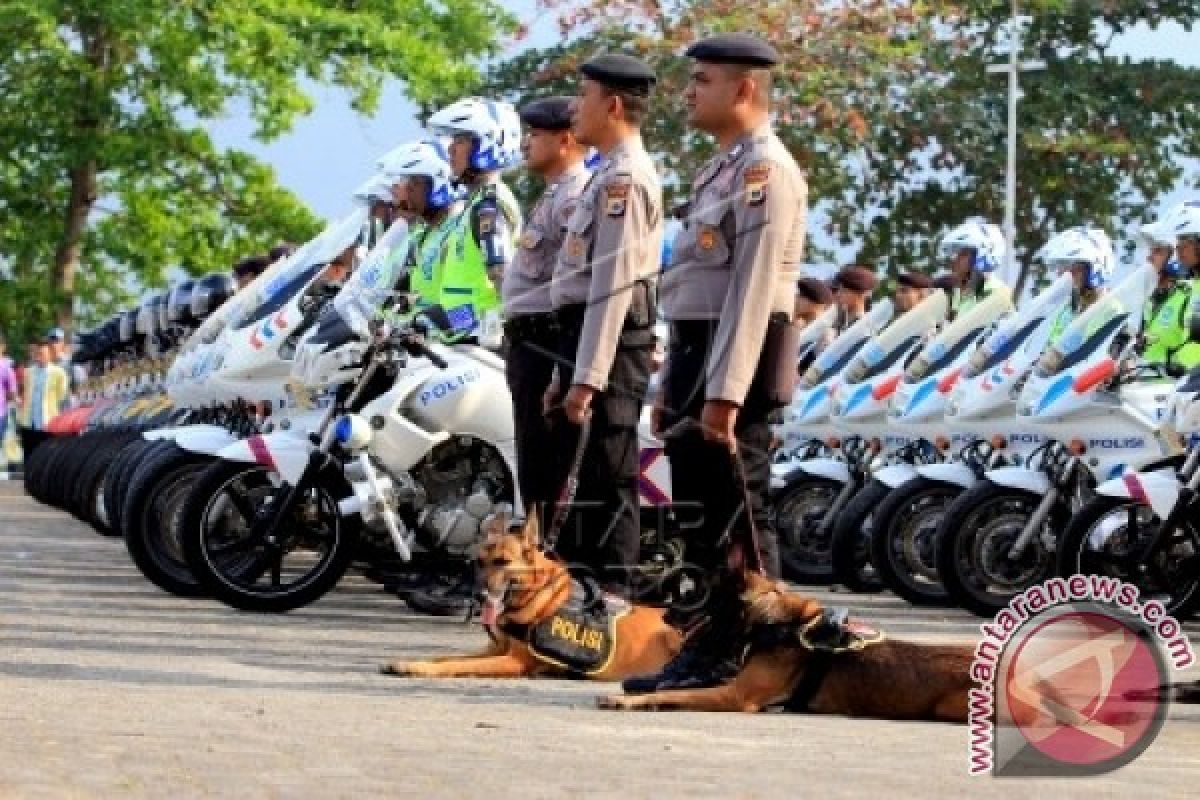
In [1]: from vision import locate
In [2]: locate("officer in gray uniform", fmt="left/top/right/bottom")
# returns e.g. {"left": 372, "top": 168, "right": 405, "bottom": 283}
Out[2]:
{"left": 502, "top": 96, "right": 591, "bottom": 514}
{"left": 625, "top": 33, "right": 807, "bottom": 693}
{"left": 545, "top": 54, "right": 663, "bottom": 589}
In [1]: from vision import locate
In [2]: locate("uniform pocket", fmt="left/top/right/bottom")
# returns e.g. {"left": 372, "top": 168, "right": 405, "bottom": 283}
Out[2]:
{"left": 517, "top": 226, "right": 548, "bottom": 277}
{"left": 689, "top": 205, "right": 731, "bottom": 268}
{"left": 560, "top": 211, "right": 594, "bottom": 270}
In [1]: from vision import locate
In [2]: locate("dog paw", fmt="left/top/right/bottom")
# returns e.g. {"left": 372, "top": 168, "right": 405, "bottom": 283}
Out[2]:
{"left": 596, "top": 695, "right": 642, "bottom": 711}
{"left": 380, "top": 661, "right": 424, "bottom": 677}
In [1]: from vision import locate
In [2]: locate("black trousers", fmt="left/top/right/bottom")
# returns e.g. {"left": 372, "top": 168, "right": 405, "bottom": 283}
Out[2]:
{"left": 662, "top": 323, "right": 781, "bottom": 582}
{"left": 550, "top": 337, "right": 651, "bottom": 585}
{"left": 505, "top": 332, "right": 560, "bottom": 507}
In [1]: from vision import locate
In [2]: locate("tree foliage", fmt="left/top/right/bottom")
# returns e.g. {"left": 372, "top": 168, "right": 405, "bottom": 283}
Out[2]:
{"left": 0, "top": 0, "right": 515, "bottom": 343}
{"left": 485, "top": 0, "right": 1200, "bottom": 289}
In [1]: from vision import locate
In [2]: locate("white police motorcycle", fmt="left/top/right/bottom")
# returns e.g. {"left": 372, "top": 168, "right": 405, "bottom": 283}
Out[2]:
{"left": 863, "top": 275, "right": 1072, "bottom": 604}
{"left": 177, "top": 220, "right": 521, "bottom": 612}
{"left": 1056, "top": 311, "right": 1200, "bottom": 618}
{"left": 937, "top": 264, "right": 1177, "bottom": 616}
{"left": 770, "top": 300, "right": 895, "bottom": 581}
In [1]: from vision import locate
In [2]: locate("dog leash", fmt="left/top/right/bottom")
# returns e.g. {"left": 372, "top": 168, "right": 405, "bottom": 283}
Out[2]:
{"left": 660, "top": 417, "right": 764, "bottom": 576}
{"left": 542, "top": 411, "right": 592, "bottom": 554}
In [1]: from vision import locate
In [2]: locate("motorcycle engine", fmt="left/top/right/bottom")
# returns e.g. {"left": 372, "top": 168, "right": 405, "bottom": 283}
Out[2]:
{"left": 411, "top": 438, "right": 512, "bottom": 558}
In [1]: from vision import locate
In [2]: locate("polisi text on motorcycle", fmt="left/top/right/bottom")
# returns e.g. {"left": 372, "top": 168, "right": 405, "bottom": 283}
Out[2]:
{"left": 419, "top": 368, "right": 482, "bottom": 406}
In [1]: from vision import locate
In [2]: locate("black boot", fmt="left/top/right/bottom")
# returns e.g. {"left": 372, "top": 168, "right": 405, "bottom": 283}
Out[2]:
{"left": 405, "top": 566, "right": 478, "bottom": 617}
{"left": 621, "top": 579, "right": 746, "bottom": 694}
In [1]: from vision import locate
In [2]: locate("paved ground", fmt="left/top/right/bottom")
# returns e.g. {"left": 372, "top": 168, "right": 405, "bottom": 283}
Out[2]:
{"left": 3, "top": 481, "right": 1200, "bottom": 799}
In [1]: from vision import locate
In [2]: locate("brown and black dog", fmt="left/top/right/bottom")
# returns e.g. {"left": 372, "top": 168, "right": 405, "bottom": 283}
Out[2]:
{"left": 598, "top": 571, "right": 975, "bottom": 722}
{"left": 381, "top": 513, "right": 682, "bottom": 680}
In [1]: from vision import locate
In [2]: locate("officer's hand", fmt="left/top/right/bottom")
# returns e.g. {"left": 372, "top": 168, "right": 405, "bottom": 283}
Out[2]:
{"left": 564, "top": 384, "right": 594, "bottom": 425}
{"left": 701, "top": 399, "right": 739, "bottom": 452}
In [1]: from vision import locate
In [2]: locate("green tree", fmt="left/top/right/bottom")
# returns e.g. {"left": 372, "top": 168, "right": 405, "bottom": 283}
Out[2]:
{"left": 486, "top": 1, "right": 1200, "bottom": 289}
{"left": 0, "top": 0, "right": 515, "bottom": 335}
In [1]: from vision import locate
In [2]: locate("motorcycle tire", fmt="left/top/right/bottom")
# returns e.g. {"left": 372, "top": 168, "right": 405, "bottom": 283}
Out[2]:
{"left": 936, "top": 481, "right": 1064, "bottom": 618}
{"left": 123, "top": 443, "right": 214, "bottom": 596}
{"left": 869, "top": 477, "right": 960, "bottom": 606}
{"left": 828, "top": 478, "right": 889, "bottom": 592}
{"left": 1057, "top": 495, "right": 1200, "bottom": 621}
{"left": 76, "top": 434, "right": 137, "bottom": 535}
{"left": 105, "top": 439, "right": 167, "bottom": 538}
{"left": 772, "top": 475, "right": 843, "bottom": 584}
{"left": 182, "top": 458, "right": 360, "bottom": 613}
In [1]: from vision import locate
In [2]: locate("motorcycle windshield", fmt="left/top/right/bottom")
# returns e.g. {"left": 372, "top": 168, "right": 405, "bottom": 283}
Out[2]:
{"left": 332, "top": 219, "right": 416, "bottom": 338}
{"left": 905, "top": 286, "right": 1011, "bottom": 382}
{"left": 232, "top": 210, "right": 368, "bottom": 331}
{"left": 963, "top": 274, "right": 1074, "bottom": 379}
{"left": 799, "top": 299, "right": 894, "bottom": 389}
{"left": 1033, "top": 265, "right": 1154, "bottom": 379}
{"left": 841, "top": 290, "right": 947, "bottom": 386}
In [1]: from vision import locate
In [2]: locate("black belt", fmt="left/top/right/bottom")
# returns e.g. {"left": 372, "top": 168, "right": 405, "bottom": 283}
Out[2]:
{"left": 669, "top": 319, "right": 719, "bottom": 343}
{"left": 504, "top": 312, "right": 559, "bottom": 343}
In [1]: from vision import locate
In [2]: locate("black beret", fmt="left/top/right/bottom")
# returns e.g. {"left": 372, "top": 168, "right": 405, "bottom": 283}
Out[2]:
{"left": 685, "top": 33, "right": 781, "bottom": 67}
{"left": 834, "top": 265, "right": 877, "bottom": 293}
{"left": 896, "top": 271, "right": 933, "bottom": 290}
{"left": 796, "top": 276, "right": 834, "bottom": 305}
{"left": 580, "top": 53, "right": 657, "bottom": 96}
{"left": 233, "top": 255, "right": 271, "bottom": 278}
{"left": 519, "top": 96, "right": 575, "bottom": 131}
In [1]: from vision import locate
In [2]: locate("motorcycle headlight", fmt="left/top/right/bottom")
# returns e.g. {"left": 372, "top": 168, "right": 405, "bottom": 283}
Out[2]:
{"left": 333, "top": 414, "right": 374, "bottom": 451}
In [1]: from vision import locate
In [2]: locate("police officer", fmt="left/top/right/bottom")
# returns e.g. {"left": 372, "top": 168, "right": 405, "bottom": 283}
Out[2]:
{"left": 794, "top": 277, "right": 833, "bottom": 374}
{"left": 1160, "top": 203, "right": 1200, "bottom": 372}
{"left": 502, "top": 97, "right": 592, "bottom": 516}
{"left": 544, "top": 54, "right": 663, "bottom": 588}
{"left": 427, "top": 98, "right": 523, "bottom": 339}
{"left": 894, "top": 271, "right": 933, "bottom": 314}
{"left": 625, "top": 34, "right": 805, "bottom": 693}
{"left": 1139, "top": 215, "right": 1192, "bottom": 373}
{"left": 832, "top": 265, "right": 875, "bottom": 330}
{"left": 937, "top": 220, "right": 1008, "bottom": 318}
{"left": 379, "top": 140, "right": 465, "bottom": 310}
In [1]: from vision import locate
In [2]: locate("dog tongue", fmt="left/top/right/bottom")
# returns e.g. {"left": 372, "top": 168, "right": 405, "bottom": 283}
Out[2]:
{"left": 480, "top": 598, "right": 501, "bottom": 627}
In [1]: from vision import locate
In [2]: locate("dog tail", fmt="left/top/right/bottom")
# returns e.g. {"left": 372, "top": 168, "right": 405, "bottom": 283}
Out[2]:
{"left": 1123, "top": 680, "right": 1200, "bottom": 704}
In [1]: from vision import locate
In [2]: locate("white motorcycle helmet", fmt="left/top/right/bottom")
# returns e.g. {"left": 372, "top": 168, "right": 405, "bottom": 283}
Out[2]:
{"left": 937, "top": 220, "right": 1006, "bottom": 273}
{"left": 351, "top": 172, "right": 395, "bottom": 207}
{"left": 376, "top": 140, "right": 461, "bottom": 211}
{"left": 428, "top": 97, "right": 522, "bottom": 172}
{"left": 1035, "top": 226, "right": 1116, "bottom": 290}
{"left": 1169, "top": 201, "right": 1200, "bottom": 240}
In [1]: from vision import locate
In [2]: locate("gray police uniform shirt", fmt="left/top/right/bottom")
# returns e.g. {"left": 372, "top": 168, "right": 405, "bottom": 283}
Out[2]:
{"left": 660, "top": 124, "right": 807, "bottom": 405}
{"left": 502, "top": 163, "right": 590, "bottom": 317}
{"left": 550, "top": 136, "right": 663, "bottom": 390}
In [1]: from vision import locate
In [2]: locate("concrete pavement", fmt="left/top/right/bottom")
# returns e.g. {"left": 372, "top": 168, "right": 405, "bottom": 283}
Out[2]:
{"left": 3, "top": 481, "right": 1200, "bottom": 799}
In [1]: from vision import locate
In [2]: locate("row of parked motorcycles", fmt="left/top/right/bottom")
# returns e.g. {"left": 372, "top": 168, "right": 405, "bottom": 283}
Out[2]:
{"left": 24, "top": 209, "right": 687, "bottom": 614}
{"left": 23, "top": 197, "right": 1200, "bottom": 622}
{"left": 769, "top": 264, "right": 1200, "bottom": 619}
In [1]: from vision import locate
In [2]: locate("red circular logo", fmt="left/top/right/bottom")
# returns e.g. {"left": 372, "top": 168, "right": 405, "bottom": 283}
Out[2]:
{"left": 1000, "top": 606, "right": 1168, "bottom": 773}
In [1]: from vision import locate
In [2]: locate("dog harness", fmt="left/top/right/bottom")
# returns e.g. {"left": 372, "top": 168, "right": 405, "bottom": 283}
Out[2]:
{"left": 497, "top": 576, "right": 631, "bottom": 677}
{"left": 750, "top": 608, "right": 885, "bottom": 712}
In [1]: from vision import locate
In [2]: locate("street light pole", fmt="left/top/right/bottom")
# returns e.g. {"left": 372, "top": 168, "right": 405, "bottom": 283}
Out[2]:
{"left": 1004, "top": 0, "right": 1019, "bottom": 290}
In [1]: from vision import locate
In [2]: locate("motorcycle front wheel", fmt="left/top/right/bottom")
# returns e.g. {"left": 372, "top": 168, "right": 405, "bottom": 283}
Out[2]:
{"left": 936, "top": 481, "right": 1063, "bottom": 617}
{"left": 181, "top": 459, "right": 360, "bottom": 613}
{"left": 771, "top": 476, "right": 843, "bottom": 584}
{"left": 1057, "top": 495, "right": 1200, "bottom": 620}
{"left": 870, "top": 477, "right": 960, "bottom": 606}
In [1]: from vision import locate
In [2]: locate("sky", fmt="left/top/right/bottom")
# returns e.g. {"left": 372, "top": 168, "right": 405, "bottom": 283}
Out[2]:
{"left": 205, "top": 17, "right": 1200, "bottom": 258}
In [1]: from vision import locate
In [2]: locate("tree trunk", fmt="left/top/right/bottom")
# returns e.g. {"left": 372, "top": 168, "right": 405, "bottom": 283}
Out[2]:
{"left": 51, "top": 160, "right": 97, "bottom": 332}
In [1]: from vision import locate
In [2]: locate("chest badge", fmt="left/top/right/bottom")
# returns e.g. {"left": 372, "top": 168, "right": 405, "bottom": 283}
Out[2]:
{"left": 519, "top": 229, "right": 538, "bottom": 249}
{"left": 699, "top": 226, "right": 718, "bottom": 251}
{"left": 567, "top": 235, "right": 586, "bottom": 259}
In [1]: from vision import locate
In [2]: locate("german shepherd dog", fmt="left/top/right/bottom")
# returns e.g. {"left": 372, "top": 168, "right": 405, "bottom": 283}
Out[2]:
{"left": 381, "top": 513, "right": 683, "bottom": 680}
{"left": 598, "top": 572, "right": 975, "bottom": 722}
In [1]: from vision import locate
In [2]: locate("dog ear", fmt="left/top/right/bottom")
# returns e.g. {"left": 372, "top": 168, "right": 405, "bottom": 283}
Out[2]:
{"left": 520, "top": 512, "right": 541, "bottom": 550}
{"left": 778, "top": 590, "right": 824, "bottom": 625}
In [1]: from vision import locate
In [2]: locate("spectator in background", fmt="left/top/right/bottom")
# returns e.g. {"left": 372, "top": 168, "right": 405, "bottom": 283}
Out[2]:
{"left": 18, "top": 339, "right": 69, "bottom": 457}
{"left": 794, "top": 276, "right": 833, "bottom": 325}
{"left": 233, "top": 255, "right": 271, "bottom": 290}
{"left": 269, "top": 243, "right": 296, "bottom": 263}
{"left": 894, "top": 271, "right": 934, "bottom": 314}
{"left": 0, "top": 334, "right": 19, "bottom": 463}
{"left": 46, "top": 327, "right": 86, "bottom": 405}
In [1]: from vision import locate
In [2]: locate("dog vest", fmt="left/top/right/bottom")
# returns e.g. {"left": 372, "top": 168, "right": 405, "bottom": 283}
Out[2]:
{"left": 499, "top": 577, "right": 631, "bottom": 677}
